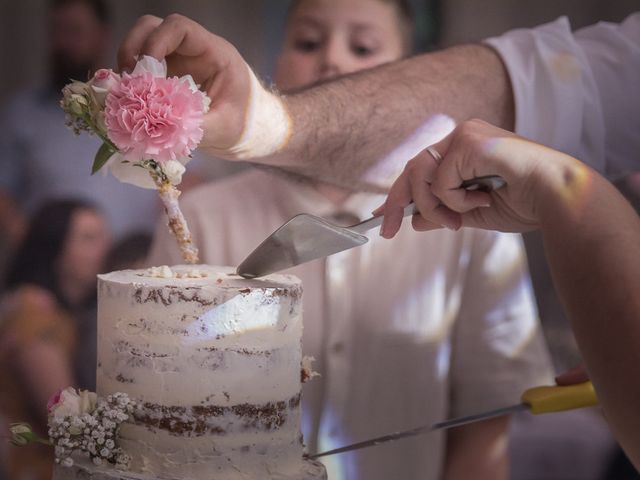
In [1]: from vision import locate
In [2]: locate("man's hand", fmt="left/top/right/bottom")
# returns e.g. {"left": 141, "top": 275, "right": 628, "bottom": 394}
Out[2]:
{"left": 117, "top": 14, "right": 252, "bottom": 155}
{"left": 378, "top": 119, "right": 583, "bottom": 238}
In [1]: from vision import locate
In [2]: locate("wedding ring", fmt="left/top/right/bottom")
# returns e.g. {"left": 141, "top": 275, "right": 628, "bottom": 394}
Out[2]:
{"left": 426, "top": 147, "right": 443, "bottom": 165}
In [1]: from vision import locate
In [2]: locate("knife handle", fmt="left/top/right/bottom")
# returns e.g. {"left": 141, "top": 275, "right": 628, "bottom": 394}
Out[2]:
{"left": 521, "top": 381, "right": 598, "bottom": 414}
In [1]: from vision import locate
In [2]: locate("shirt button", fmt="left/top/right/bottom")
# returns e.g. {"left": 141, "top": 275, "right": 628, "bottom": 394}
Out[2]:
{"left": 331, "top": 342, "right": 345, "bottom": 354}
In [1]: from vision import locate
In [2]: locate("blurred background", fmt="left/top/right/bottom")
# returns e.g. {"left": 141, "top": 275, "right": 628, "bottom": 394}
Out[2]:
{"left": 1, "top": 0, "right": 638, "bottom": 104}
{"left": 0, "top": 1, "right": 637, "bottom": 479}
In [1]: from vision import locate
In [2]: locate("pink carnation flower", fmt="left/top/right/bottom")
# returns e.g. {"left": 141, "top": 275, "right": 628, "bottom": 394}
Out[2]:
{"left": 104, "top": 71, "right": 206, "bottom": 163}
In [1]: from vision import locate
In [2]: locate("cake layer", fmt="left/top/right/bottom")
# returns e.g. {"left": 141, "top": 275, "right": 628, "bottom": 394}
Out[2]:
{"left": 95, "top": 265, "right": 314, "bottom": 479}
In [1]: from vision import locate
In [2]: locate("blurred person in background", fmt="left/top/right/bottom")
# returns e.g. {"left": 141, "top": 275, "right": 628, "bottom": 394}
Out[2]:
{"left": 0, "top": 0, "right": 159, "bottom": 254}
{"left": 148, "top": 1, "right": 553, "bottom": 479}
{"left": 104, "top": 231, "right": 153, "bottom": 272}
{"left": 0, "top": 198, "right": 111, "bottom": 480}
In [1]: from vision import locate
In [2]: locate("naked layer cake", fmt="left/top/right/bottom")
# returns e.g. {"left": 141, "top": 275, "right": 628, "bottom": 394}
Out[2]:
{"left": 54, "top": 265, "right": 326, "bottom": 480}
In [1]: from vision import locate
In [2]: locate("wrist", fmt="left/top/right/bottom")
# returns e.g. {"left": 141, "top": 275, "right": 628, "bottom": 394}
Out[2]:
{"left": 535, "top": 153, "right": 595, "bottom": 228}
{"left": 205, "top": 65, "right": 291, "bottom": 161}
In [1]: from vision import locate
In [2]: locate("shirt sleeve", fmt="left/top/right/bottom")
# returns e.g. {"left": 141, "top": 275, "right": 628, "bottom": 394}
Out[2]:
{"left": 485, "top": 13, "right": 640, "bottom": 177}
{"left": 449, "top": 231, "right": 554, "bottom": 416}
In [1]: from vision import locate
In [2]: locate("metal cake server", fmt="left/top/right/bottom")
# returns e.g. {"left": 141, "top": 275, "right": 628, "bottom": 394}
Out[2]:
{"left": 309, "top": 381, "right": 598, "bottom": 459}
{"left": 236, "top": 175, "right": 505, "bottom": 278}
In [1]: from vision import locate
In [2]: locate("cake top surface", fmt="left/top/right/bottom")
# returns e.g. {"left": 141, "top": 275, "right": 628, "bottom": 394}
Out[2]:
{"left": 98, "top": 265, "right": 300, "bottom": 290}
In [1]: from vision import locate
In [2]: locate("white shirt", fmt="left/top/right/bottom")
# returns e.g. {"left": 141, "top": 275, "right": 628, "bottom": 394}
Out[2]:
{"left": 486, "top": 12, "right": 640, "bottom": 178}
{"left": 148, "top": 169, "right": 553, "bottom": 480}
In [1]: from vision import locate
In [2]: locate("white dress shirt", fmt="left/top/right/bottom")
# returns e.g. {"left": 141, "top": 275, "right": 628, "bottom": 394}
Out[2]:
{"left": 148, "top": 169, "right": 553, "bottom": 480}
{"left": 486, "top": 12, "right": 640, "bottom": 178}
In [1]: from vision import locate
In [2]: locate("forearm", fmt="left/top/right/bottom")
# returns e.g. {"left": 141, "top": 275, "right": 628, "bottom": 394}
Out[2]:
{"left": 538, "top": 160, "right": 640, "bottom": 467}
{"left": 269, "top": 44, "right": 514, "bottom": 189}
{"left": 443, "top": 416, "right": 509, "bottom": 480}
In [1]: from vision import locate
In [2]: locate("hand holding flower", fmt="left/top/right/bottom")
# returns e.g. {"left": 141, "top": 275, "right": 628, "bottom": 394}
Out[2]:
{"left": 60, "top": 55, "right": 207, "bottom": 263}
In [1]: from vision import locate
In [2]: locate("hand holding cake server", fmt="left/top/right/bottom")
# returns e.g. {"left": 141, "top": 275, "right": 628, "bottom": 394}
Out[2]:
{"left": 117, "top": 13, "right": 640, "bottom": 469}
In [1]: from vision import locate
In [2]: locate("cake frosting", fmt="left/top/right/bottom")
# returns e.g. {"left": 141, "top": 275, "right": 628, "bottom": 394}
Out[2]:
{"left": 54, "top": 265, "right": 326, "bottom": 480}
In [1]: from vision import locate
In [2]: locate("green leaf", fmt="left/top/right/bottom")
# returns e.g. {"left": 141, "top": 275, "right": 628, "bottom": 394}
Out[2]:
{"left": 92, "top": 142, "right": 115, "bottom": 175}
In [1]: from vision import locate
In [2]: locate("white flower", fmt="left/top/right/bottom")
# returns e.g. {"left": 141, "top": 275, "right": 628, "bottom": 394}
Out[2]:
{"left": 49, "top": 388, "right": 97, "bottom": 422}
{"left": 132, "top": 55, "right": 167, "bottom": 78}
{"left": 49, "top": 387, "right": 82, "bottom": 420}
{"left": 88, "top": 69, "right": 121, "bottom": 107}
{"left": 78, "top": 390, "right": 98, "bottom": 415}
{"left": 10, "top": 423, "right": 31, "bottom": 435}
{"left": 105, "top": 154, "right": 188, "bottom": 189}
{"left": 163, "top": 159, "right": 187, "bottom": 185}
{"left": 104, "top": 154, "right": 156, "bottom": 189}
{"left": 64, "top": 81, "right": 89, "bottom": 96}
{"left": 93, "top": 457, "right": 103, "bottom": 466}
{"left": 62, "top": 457, "right": 74, "bottom": 467}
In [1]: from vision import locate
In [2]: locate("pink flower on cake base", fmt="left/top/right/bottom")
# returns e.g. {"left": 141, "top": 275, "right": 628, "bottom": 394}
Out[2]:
{"left": 48, "top": 387, "right": 97, "bottom": 420}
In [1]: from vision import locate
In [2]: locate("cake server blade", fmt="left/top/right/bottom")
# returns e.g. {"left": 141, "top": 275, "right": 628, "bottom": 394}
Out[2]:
{"left": 237, "top": 175, "right": 506, "bottom": 278}
{"left": 308, "top": 381, "right": 598, "bottom": 459}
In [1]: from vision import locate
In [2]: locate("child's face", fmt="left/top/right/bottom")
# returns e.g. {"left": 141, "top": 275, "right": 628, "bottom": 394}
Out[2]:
{"left": 275, "top": 0, "right": 405, "bottom": 90}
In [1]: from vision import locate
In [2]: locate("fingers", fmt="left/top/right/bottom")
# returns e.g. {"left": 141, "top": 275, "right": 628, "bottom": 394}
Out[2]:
{"left": 412, "top": 208, "right": 449, "bottom": 232}
{"left": 118, "top": 14, "right": 224, "bottom": 75}
{"left": 380, "top": 170, "right": 411, "bottom": 239}
{"left": 431, "top": 183, "right": 493, "bottom": 213}
{"left": 407, "top": 151, "right": 441, "bottom": 222}
{"left": 555, "top": 364, "right": 590, "bottom": 386}
{"left": 118, "top": 15, "right": 162, "bottom": 72}
{"left": 141, "top": 14, "right": 210, "bottom": 62}
{"left": 380, "top": 147, "right": 462, "bottom": 239}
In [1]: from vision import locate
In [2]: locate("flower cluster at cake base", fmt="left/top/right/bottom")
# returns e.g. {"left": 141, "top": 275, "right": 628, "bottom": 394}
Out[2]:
{"left": 9, "top": 387, "right": 136, "bottom": 471}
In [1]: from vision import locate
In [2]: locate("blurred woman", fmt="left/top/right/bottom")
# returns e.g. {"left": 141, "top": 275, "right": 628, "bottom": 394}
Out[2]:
{"left": 0, "top": 198, "right": 111, "bottom": 480}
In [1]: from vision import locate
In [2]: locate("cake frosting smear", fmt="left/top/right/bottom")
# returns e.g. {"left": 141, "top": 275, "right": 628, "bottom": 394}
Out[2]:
{"left": 54, "top": 265, "right": 326, "bottom": 480}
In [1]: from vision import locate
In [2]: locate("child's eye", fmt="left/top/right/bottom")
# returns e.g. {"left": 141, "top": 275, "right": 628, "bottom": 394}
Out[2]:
{"left": 294, "top": 39, "right": 320, "bottom": 52}
{"left": 352, "top": 44, "right": 374, "bottom": 57}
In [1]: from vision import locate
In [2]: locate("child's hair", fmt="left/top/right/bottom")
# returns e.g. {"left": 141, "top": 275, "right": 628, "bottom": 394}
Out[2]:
{"left": 286, "top": 0, "right": 415, "bottom": 55}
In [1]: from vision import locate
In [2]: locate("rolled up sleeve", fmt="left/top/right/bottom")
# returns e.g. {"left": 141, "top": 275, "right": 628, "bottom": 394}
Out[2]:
{"left": 485, "top": 13, "right": 640, "bottom": 177}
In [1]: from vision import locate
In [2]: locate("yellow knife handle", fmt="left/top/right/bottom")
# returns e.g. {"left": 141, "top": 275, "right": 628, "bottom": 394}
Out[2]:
{"left": 521, "top": 381, "right": 598, "bottom": 414}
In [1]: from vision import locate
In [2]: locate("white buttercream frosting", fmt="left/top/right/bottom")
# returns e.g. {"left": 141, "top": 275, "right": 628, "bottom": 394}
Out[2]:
{"left": 86, "top": 265, "right": 325, "bottom": 480}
